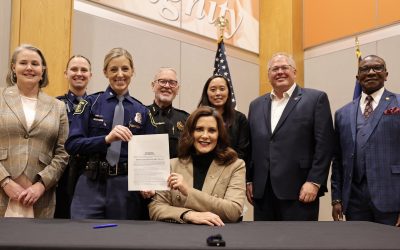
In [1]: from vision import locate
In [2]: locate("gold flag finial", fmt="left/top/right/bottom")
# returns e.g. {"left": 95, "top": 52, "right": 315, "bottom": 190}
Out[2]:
{"left": 355, "top": 36, "right": 362, "bottom": 65}
{"left": 215, "top": 16, "right": 228, "bottom": 43}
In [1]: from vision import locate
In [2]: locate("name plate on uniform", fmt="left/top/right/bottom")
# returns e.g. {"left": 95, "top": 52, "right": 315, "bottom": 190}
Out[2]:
{"left": 128, "top": 134, "right": 170, "bottom": 191}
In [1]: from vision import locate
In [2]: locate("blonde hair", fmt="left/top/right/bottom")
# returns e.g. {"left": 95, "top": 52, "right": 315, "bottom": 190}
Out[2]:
{"left": 6, "top": 44, "right": 49, "bottom": 87}
{"left": 103, "top": 47, "right": 134, "bottom": 72}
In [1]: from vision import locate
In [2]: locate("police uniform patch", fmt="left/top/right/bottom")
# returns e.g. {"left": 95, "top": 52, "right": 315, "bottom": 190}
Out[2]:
{"left": 74, "top": 99, "right": 88, "bottom": 115}
{"left": 134, "top": 112, "right": 142, "bottom": 124}
{"left": 177, "top": 121, "right": 185, "bottom": 131}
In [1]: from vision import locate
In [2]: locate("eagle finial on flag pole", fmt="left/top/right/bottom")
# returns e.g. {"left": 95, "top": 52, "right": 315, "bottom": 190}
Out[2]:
{"left": 216, "top": 16, "right": 228, "bottom": 42}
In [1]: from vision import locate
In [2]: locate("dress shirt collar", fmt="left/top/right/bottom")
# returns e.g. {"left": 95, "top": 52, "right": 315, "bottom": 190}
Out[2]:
{"left": 151, "top": 101, "right": 172, "bottom": 116}
{"left": 360, "top": 87, "right": 384, "bottom": 107}
{"left": 271, "top": 83, "right": 296, "bottom": 101}
{"left": 105, "top": 86, "right": 134, "bottom": 104}
{"left": 67, "top": 90, "right": 87, "bottom": 104}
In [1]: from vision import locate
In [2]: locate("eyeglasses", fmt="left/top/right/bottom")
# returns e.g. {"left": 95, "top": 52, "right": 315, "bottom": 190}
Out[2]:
{"left": 155, "top": 79, "right": 178, "bottom": 88}
{"left": 269, "top": 65, "right": 293, "bottom": 73}
{"left": 358, "top": 65, "right": 385, "bottom": 74}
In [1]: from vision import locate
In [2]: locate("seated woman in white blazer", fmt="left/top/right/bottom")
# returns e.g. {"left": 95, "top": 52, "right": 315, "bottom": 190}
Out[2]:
{"left": 149, "top": 106, "right": 246, "bottom": 226}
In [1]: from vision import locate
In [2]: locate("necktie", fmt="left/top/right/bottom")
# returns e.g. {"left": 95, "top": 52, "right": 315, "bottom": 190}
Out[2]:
{"left": 363, "top": 95, "right": 373, "bottom": 119}
{"left": 73, "top": 96, "right": 83, "bottom": 111}
{"left": 106, "top": 95, "right": 125, "bottom": 166}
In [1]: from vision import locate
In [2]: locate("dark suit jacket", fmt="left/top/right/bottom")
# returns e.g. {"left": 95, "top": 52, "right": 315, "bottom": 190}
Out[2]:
{"left": 248, "top": 85, "right": 334, "bottom": 200}
{"left": 331, "top": 89, "right": 400, "bottom": 213}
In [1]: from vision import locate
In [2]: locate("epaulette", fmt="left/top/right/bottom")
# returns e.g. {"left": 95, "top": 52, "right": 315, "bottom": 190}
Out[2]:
{"left": 74, "top": 99, "right": 89, "bottom": 115}
{"left": 131, "top": 96, "right": 143, "bottom": 105}
{"left": 87, "top": 91, "right": 104, "bottom": 98}
{"left": 174, "top": 107, "right": 190, "bottom": 116}
{"left": 88, "top": 91, "right": 104, "bottom": 112}
{"left": 56, "top": 95, "right": 67, "bottom": 101}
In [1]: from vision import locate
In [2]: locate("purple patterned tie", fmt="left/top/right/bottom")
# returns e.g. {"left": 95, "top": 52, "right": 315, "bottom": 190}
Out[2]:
{"left": 363, "top": 95, "right": 373, "bottom": 119}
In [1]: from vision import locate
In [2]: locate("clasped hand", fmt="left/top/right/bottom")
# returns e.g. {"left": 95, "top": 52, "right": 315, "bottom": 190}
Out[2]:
{"left": 3, "top": 179, "right": 45, "bottom": 206}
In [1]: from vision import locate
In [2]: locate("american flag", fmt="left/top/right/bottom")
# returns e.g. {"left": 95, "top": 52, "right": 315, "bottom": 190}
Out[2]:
{"left": 213, "top": 40, "right": 236, "bottom": 107}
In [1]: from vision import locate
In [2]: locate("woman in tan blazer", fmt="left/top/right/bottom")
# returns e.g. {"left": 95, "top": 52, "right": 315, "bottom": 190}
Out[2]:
{"left": 0, "top": 44, "right": 69, "bottom": 218}
{"left": 149, "top": 106, "right": 246, "bottom": 226}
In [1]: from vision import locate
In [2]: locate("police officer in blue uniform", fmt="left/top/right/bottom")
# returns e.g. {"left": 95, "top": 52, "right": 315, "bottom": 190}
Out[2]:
{"left": 148, "top": 68, "right": 189, "bottom": 158}
{"left": 55, "top": 55, "right": 92, "bottom": 218}
{"left": 65, "top": 48, "right": 155, "bottom": 219}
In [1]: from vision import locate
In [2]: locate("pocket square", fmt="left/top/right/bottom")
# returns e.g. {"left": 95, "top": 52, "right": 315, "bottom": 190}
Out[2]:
{"left": 384, "top": 107, "right": 400, "bottom": 115}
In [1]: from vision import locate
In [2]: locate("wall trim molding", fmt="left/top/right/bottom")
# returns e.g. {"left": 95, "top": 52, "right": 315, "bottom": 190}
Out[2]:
{"left": 304, "top": 23, "right": 400, "bottom": 60}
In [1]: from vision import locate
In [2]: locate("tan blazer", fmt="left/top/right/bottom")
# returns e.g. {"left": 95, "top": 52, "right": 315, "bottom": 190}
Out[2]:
{"left": 0, "top": 85, "right": 69, "bottom": 218}
{"left": 149, "top": 157, "right": 246, "bottom": 223}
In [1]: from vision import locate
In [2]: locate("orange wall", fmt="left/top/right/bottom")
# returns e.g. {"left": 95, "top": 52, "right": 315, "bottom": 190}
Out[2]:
{"left": 304, "top": 0, "right": 400, "bottom": 48}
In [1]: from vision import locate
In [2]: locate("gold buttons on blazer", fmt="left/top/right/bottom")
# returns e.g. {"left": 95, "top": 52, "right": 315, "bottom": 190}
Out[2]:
{"left": 176, "top": 194, "right": 181, "bottom": 200}
{"left": 213, "top": 194, "right": 218, "bottom": 198}
{"left": 24, "top": 134, "right": 29, "bottom": 139}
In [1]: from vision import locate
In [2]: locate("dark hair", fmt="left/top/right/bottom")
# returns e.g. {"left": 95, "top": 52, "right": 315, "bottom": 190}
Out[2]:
{"left": 66, "top": 54, "right": 92, "bottom": 71}
{"left": 197, "top": 75, "right": 235, "bottom": 127}
{"left": 359, "top": 55, "right": 387, "bottom": 71}
{"left": 178, "top": 106, "right": 237, "bottom": 165}
{"left": 6, "top": 44, "right": 49, "bottom": 88}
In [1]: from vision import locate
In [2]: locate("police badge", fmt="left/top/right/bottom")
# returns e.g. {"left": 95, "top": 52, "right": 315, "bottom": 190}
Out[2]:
{"left": 134, "top": 112, "right": 142, "bottom": 124}
{"left": 176, "top": 121, "right": 184, "bottom": 131}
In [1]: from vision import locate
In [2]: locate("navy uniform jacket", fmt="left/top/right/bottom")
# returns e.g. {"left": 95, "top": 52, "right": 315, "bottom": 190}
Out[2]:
{"left": 147, "top": 102, "right": 189, "bottom": 158}
{"left": 56, "top": 91, "right": 87, "bottom": 124}
{"left": 65, "top": 86, "right": 155, "bottom": 161}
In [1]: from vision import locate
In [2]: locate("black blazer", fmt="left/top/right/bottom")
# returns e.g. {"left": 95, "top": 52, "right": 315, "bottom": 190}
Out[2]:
{"left": 248, "top": 85, "right": 334, "bottom": 200}
{"left": 227, "top": 110, "right": 250, "bottom": 163}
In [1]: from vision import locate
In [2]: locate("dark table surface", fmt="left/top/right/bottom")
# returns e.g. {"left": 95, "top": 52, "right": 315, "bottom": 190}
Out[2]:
{"left": 0, "top": 219, "right": 399, "bottom": 250}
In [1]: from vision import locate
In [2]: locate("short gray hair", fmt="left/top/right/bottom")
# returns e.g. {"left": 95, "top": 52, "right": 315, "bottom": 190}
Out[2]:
{"left": 153, "top": 67, "right": 177, "bottom": 82}
{"left": 267, "top": 52, "right": 296, "bottom": 70}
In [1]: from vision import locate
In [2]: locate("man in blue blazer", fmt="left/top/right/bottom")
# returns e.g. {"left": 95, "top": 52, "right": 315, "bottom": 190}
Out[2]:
{"left": 247, "top": 53, "right": 334, "bottom": 220}
{"left": 331, "top": 55, "right": 400, "bottom": 226}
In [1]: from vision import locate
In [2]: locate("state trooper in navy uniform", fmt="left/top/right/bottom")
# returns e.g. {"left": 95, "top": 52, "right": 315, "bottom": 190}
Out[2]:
{"left": 55, "top": 55, "right": 92, "bottom": 219}
{"left": 65, "top": 48, "right": 156, "bottom": 220}
{"left": 148, "top": 68, "right": 189, "bottom": 158}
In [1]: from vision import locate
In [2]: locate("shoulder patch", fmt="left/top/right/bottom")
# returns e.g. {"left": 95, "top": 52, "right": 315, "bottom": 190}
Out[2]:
{"left": 74, "top": 99, "right": 88, "bottom": 115}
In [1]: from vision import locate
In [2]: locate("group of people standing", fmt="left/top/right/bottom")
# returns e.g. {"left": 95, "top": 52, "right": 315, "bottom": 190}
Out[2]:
{"left": 0, "top": 44, "right": 398, "bottom": 227}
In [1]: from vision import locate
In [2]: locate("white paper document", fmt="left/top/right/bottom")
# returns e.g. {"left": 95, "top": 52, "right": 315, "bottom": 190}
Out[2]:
{"left": 128, "top": 134, "right": 170, "bottom": 191}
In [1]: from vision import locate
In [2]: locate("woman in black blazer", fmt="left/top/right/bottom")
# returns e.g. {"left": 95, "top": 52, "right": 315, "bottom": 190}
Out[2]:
{"left": 197, "top": 75, "right": 249, "bottom": 163}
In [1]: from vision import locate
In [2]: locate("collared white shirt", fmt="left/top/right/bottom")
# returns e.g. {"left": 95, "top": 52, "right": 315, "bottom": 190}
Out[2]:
{"left": 270, "top": 83, "right": 296, "bottom": 132}
{"left": 359, "top": 87, "right": 384, "bottom": 114}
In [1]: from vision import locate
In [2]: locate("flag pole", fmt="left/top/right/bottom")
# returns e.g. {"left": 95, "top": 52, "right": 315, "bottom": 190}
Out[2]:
{"left": 213, "top": 15, "right": 236, "bottom": 108}
{"left": 353, "top": 36, "right": 362, "bottom": 100}
{"left": 355, "top": 36, "right": 362, "bottom": 64}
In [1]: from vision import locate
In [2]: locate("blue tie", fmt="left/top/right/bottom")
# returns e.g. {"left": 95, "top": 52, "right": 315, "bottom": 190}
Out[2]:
{"left": 106, "top": 95, "right": 124, "bottom": 166}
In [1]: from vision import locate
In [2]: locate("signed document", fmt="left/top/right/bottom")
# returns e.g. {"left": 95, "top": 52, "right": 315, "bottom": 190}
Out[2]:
{"left": 128, "top": 134, "right": 170, "bottom": 191}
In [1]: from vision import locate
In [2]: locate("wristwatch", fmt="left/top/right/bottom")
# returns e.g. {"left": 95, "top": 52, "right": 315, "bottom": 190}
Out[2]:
{"left": 331, "top": 199, "right": 342, "bottom": 206}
